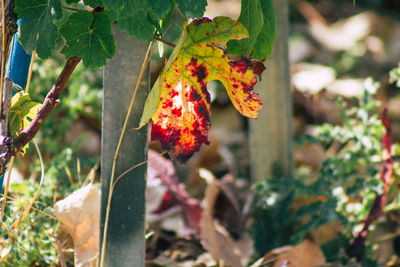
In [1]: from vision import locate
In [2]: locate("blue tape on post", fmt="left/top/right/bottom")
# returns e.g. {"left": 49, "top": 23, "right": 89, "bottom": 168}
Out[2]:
{"left": 6, "top": 18, "right": 31, "bottom": 89}
{"left": 0, "top": 18, "right": 32, "bottom": 190}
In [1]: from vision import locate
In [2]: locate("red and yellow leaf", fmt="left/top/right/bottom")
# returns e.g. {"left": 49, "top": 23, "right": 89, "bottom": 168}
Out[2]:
{"left": 140, "top": 17, "right": 264, "bottom": 163}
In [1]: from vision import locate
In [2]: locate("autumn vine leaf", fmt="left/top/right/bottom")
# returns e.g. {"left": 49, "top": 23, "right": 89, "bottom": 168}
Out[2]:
{"left": 139, "top": 16, "right": 264, "bottom": 163}
{"left": 9, "top": 92, "right": 42, "bottom": 154}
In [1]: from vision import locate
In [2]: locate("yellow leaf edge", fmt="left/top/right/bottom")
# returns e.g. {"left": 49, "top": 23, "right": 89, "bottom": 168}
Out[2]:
{"left": 136, "top": 23, "right": 188, "bottom": 129}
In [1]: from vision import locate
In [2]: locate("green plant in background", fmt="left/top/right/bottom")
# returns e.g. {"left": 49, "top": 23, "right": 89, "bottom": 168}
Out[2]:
{"left": 253, "top": 75, "right": 399, "bottom": 265}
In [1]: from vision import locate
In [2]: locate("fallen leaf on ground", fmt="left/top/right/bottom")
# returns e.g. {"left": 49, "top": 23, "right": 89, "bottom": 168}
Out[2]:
{"left": 199, "top": 169, "right": 253, "bottom": 267}
{"left": 250, "top": 246, "right": 292, "bottom": 267}
{"left": 54, "top": 184, "right": 100, "bottom": 267}
{"left": 148, "top": 150, "right": 203, "bottom": 236}
{"left": 294, "top": 143, "right": 326, "bottom": 170}
{"left": 272, "top": 240, "right": 326, "bottom": 267}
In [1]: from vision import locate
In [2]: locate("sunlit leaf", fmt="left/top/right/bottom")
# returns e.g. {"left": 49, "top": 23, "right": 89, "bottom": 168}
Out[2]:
{"left": 140, "top": 17, "right": 263, "bottom": 163}
{"left": 9, "top": 92, "right": 42, "bottom": 153}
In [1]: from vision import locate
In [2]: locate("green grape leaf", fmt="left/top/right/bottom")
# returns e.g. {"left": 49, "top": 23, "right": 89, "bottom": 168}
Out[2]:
{"left": 228, "top": 0, "right": 276, "bottom": 60}
{"left": 148, "top": 0, "right": 172, "bottom": 20}
{"left": 10, "top": 92, "right": 42, "bottom": 154}
{"left": 103, "top": 0, "right": 143, "bottom": 18}
{"left": 14, "top": 0, "right": 62, "bottom": 59}
{"left": 60, "top": 11, "right": 116, "bottom": 68}
{"left": 139, "top": 17, "right": 264, "bottom": 163}
{"left": 103, "top": 0, "right": 155, "bottom": 40}
{"left": 176, "top": 0, "right": 207, "bottom": 18}
{"left": 227, "top": 0, "right": 264, "bottom": 56}
{"left": 253, "top": 0, "right": 276, "bottom": 60}
{"left": 66, "top": 0, "right": 80, "bottom": 3}
{"left": 84, "top": 0, "right": 103, "bottom": 7}
{"left": 117, "top": 11, "right": 155, "bottom": 40}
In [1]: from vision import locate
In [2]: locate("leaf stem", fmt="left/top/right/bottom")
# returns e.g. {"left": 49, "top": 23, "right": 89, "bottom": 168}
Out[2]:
{"left": 153, "top": 36, "right": 176, "bottom": 48}
{"left": 61, "top": 6, "right": 80, "bottom": 12}
{"left": 11, "top": 139, "right": 44, "bottom": 229}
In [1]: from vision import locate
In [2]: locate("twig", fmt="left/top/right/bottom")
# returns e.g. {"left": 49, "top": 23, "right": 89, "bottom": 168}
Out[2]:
{"left": 112, "top": 151, "right": 167, "bottom": 191}
{"left": 0, "top": 156, "right": 13, "bottom": 228}
{"left": 346, "top": 107, "right": 393, "bottom": 258}
{"left": 0, "top": 0, "right": 6, "bottom": 120}
{"left": 0, "top": 56, "right": 81, "bottom": 177}
{"left": 1, "top": 194, "right": 57, "bottom": 219}
{"left": 13, "top": 56, "right": 81, "bottom": 149}
{"left": 0, "top": 221, "right": 12, "bottom": 263}
{"left": 55, "top": 238, "right": 67, "bottom": 267}
{"left": 153, "top": 36, "right": 176, "bottom": 48}
{"left": 43, "top": 228, "right": 67, "bottom": 267}
{"left": 0, "top": 0, "right": 17, "bottom": 123}
{"left": 61, "top": 6, "right": 80, "bottom": 12}
{"left": 0, "top": 77, "right": 11, "bottom": 139}
{"left": 25, "top": 49, "right": 36, "bottom": 94}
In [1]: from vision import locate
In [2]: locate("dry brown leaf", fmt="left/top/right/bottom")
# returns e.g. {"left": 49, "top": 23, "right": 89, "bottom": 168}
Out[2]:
{"left": 293, "top": 143, "right": 326, "bottom": 170}
{"left": 54, "top": 184, "right": 100, "bottom": 267}
{"left": 250, "top": 246, "right": 292, "bottom": 267}
{"left": 309, "top": 221, "right": 342, "bottom": 246}
{"left": 272, "top": 240, "right": 326, "bottom": 267}
{"left": 199, "top": 169, "right": 253, "bottom": 267}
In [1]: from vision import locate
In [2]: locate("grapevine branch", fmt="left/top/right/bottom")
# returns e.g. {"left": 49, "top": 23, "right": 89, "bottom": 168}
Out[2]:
{"left": 346, "top": 107, "right": 393, "bottom": 258}
{"left": 0, "top": 0, "right": 16, "bottom": 123}
{"left": 0, "top": 56, "right": 81, "bottom": 176}
{"left": 153, "top": 36, "right": 176, "bottom": 48}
